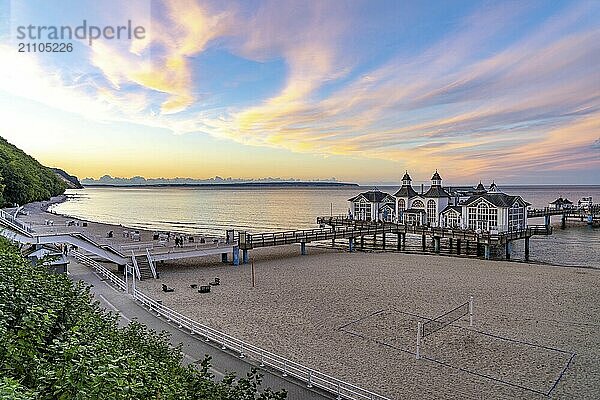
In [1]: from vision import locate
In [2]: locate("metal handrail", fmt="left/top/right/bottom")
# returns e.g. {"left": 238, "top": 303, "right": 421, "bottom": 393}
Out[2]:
{"left": 0, "top": 209, "right": 34, "bottom": 235}
{"left": 146, "top": 248, "right": 157, "bottom": 279}
{"left": 73, "top": 251, "right": 390, "bottom": 400}
{"left": 130, "top": 251, "right": 142, "bottom": 281}
{"left": 72, "top": 251, "right": 127, "bottom": 291}
{"left": 131, "top": 288, "right": 390, "bottom": 400}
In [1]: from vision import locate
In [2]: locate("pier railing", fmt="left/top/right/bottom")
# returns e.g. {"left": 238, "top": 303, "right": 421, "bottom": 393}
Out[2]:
{"left": 317, "top": 217, "right": 553, "bottom": 242}
{"left": 527, "top": 205, "right": 600, "bottom": 218}
{"left": 73, "top": 250, "right": 391, "bottom": 400}
{"left": 72, "top": 250, "right": 127, "bottom": 291}
{"left": 0, "top": 209, "right": 34, "bottom": 235}
{"left": 242, "top": 225, "right": 390, "bottom": 249}
{"left": 132, "top": 288, "right": 390, "bottom": 400}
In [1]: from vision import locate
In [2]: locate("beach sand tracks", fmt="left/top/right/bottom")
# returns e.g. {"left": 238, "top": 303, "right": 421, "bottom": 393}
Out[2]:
{"left": 340, "top": 308, "right": 574, "bottom": 396}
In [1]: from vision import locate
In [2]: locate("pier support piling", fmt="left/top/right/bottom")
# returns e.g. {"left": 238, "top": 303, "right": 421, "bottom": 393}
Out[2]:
{"left": 382, "top": 231, "right": 386, "bottom": 249}
{"left": 402, "top": 233, "right": 406, "bottom": 250}
{"left": 524, "top": 237, "right": 530, "bottom": 261}
{"left": 233, "top": 246, "right": 240, "bottom": 266}
{"left": 434, "top": 237, "right": 440, "bottom": 253}
{"left": 396, "top": 233, "right": 401, "bottom": 251}
{"left": 301, "top": 242, "right": 307, "bottom": 256}
{"left": 421, "top": 234, "right": 426, "bottom": 252}
{"left": 484, "top": 244, "right": 490, "bottom": 260}
{"left": 505, "top": 241, "right": 511, "bottom": 259}
{"left": 242, "top": 249, "right": 249, "bottom": 264}
{"left": 221, "top": 253, "right": 228, "bottom": 263}
{"left": 561, "top": 214, "right": 566, "bottom": 229}
{"left": 456, "top": 239, "right": 461, "bottom": 255}
{"left": 465, "top": 240, "right": 469, "bottom": 255}
{"left": 449, "top": 238, "right": 453, "bottom": 254}
{"left": 545, "top": 215, "right": 551, "bottom": 227}
{"left": 348, "top": 237, "right": 354, "bottom": 252}
{"left": 360, "top": 236, "right": 364, "bottom": 250}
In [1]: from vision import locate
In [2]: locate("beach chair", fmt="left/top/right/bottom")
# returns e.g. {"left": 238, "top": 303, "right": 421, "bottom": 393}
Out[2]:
{"left": 198, "top": 285, "right": 211, "bottom": 293}
{"left": 209, "top": 277, "right": 220, "bottom": 286}
{"left": 190, "top": 284, "right": 198, "bottom": 289}
{"left": 162, "top": 284, "right": 174, "bottom": 293}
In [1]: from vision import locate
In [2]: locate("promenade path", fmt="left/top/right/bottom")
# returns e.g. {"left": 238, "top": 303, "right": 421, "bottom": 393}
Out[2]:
{"left": 67, "top": 259, "right": 331, "bottom": 400}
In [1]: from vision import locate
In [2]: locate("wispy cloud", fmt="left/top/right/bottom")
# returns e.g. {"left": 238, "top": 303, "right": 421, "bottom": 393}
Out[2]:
{"left": 202, "top": 1, "right": 600, "bottom": 179}
{"left": 1, "top": 0, "right": 598, "bottom": 182}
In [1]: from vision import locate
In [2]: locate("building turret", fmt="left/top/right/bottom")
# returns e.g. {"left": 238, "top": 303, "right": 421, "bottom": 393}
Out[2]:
{"left": 431, "top": 170, "right": 442, "bottom": 186}
{"left": 475, "top": 181, "right": 486, "bottom": 194}
{"left": 401, "top": 171, "right": 412, "bottom": 186}
{"left": 394, "top": 171, "right": 418, "bottom": 198}
{"left": 488, "top": 181, "right": 501, "bottom": 193}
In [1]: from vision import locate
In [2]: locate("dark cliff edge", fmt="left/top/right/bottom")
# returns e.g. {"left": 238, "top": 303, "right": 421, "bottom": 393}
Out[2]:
{"left": 52, "top": 168, "right": 83, "bottom": 189}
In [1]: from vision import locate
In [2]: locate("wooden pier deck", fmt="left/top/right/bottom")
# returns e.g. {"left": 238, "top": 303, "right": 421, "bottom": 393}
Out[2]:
{"left": 316, "top": 216, "right": 551, "bottom": 244}
{"left": 313, "top": 216, "right": 551, "bottom": 260}
{"left": 238, "top": 225, "right": 388, "bottom": 249}
{"left": 527, "top": 205, "right": 600, "bottom": 226}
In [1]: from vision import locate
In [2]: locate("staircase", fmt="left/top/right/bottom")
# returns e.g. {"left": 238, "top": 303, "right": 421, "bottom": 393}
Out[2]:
{"left": 134, "top": 255, "right": 154, "bottom": 280}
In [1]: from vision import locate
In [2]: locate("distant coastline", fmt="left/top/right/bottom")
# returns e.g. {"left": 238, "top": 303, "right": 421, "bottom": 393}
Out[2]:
{"left": 81, "top": 181, "right": 360, "bottom": 188}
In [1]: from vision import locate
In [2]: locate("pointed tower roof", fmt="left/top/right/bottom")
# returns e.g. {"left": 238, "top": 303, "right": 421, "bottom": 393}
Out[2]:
{"left": 395, "top": 171, "right": 418, "bottom": 198}
{"left": 488, "top": 181, "right": 501, "bottom": 193}
{"left": 476, "top": 181, "right": 486, "bottom": 191}
{"left": 431, "top": 170, "right": 442, "bottom": 181}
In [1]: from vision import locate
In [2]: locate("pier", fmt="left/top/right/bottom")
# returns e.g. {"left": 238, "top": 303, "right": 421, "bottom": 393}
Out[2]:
{"left": 0, "top": 209, "right": 236, "bottom": 280}
{"left": 314, "top": 216, "right": 552, "bottom": 261}
{"left": 527, "top": 205, "right": 600, "bottom": 228}
{"left": 2, "top": 197, "right": 596, "bottom": 279}
{"left": 234, "top": 217, "right": 551, "bottom": 261}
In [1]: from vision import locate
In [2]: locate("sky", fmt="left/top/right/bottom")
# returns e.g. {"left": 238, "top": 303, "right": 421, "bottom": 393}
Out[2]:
{"left": 0, "top": 0, "right": 598, "bottom": 185}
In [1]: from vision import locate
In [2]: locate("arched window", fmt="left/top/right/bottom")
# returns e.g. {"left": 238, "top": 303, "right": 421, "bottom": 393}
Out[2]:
{"left": 412, "top": 200, "right": 424, "bottom": 209}
{"left": 427, "top": 200, "right": 437, "bottom": 225}
{"left": 476, "top": 202, "right": 490, "bottom": 230}
{"left": 445, "top": 211, "right": 459, "bottom": 228}
{"left": 398, "top": 199, "right": 405, "bottom": 211}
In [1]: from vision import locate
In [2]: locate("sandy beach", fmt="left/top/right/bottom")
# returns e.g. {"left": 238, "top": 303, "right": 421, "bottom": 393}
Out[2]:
{"left": 13, "top": 196, "right": 600, "bottom": 399}
{"left": 132, "top": 246, "right": 599, "bottom": 399}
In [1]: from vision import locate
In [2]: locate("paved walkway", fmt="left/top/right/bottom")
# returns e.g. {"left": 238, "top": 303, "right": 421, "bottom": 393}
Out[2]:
{"left": 68, "top": 259, "right": 331, "bottom": 400}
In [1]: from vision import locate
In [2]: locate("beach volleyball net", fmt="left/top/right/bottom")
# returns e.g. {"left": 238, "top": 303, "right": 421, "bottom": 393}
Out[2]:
{"left": 416, "top": 296, "right": 473, "bottom": 359}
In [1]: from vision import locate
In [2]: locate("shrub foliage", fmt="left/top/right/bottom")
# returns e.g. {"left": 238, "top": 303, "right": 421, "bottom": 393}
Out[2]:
{"left": 0, "top": 239, "right": 286, "bottom": 399}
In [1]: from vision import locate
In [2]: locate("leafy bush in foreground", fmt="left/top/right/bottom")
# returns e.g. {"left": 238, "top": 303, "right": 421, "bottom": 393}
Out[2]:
{"left": 0, "top": 238, "right": 286, "bottom": 399}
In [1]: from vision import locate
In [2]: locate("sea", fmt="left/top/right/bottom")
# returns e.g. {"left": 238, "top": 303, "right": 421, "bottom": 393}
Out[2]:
{"left": 51, "top": 185, "right": 600, "bottom": 268}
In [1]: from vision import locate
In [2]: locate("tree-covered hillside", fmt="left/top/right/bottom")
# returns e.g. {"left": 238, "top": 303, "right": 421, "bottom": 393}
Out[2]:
{"left": 0, "top": 137, "right": 66, "bottom": 206}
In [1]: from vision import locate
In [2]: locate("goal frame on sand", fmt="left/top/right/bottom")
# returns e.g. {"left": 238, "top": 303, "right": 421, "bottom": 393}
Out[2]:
{"left": 416, "top": 296, "right": 473, "bottom": 360}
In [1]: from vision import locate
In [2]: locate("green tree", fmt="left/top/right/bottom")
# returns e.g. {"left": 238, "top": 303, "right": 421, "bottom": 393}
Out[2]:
{"left": 0, "top": 136, "right": 67, "bottom": 206}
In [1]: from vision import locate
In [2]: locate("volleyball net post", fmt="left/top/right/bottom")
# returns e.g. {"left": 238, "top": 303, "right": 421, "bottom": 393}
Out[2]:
{"left": 469, "top": 295, "right": 474, "bottom": 327}
{"left": 416, "top": 322, "right": 422, "bottom": 360}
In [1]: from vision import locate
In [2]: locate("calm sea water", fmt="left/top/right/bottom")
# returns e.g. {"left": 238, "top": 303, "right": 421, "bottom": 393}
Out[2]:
{"left": 51, "top": 185, "right": 600, "bottom": 268}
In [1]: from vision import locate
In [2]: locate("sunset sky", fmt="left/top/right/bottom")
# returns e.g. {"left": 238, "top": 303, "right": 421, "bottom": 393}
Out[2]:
{"left": 0, "top": 0, "right": 598, "bottom": 185}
